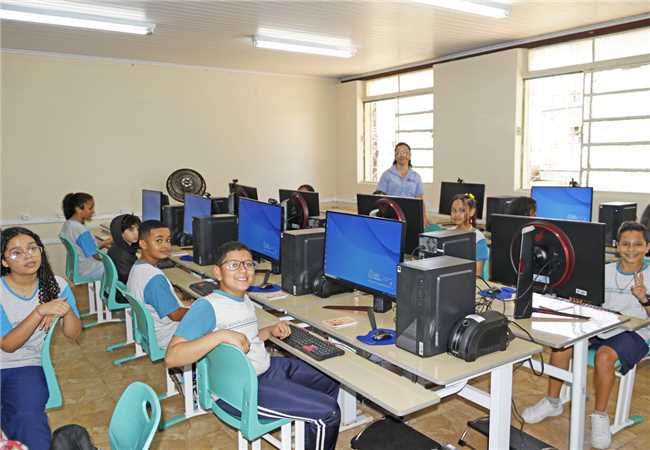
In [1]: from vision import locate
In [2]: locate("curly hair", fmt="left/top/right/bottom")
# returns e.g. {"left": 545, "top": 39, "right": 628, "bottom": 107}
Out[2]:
{"left": 1, "top": 227, "right": 60, "bottom": 303}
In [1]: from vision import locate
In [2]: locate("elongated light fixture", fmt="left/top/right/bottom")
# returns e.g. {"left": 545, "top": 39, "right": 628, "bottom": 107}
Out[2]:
{"left": 413, "top": 0, "right": 510, "bottom": 19}
{"left": 253, "top": 28, "right": 356, "bottom": 58}
{"left": 0, "top": 5, "right": 155, "bottom": 35}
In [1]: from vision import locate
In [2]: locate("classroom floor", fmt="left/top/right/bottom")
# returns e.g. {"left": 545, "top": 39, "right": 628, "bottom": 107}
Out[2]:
{"left": 48, "top": 286, "right": 650, "bottom": 450}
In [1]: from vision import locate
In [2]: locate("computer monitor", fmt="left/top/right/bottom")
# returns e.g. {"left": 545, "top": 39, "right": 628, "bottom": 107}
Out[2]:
{"left": 438, "top": 181, "right": 486, "bottom": 219}
{"left": 279, "top": 189, "right": 320, "bottom": 230}
{"left": 183, "top": 194, "right": 212, "bottom": 235}
{"left": 142, "top": 189, "right": 167, "bottom": 221}
{"left": 531, "top": 186, "right": 593, "bottom": 222}
{"left": 229, "top": 182, "right": 259, "bottom": 215}
{"left": 356, "top": 194, "right": 423, "bottom": 254}
{"left": 237, "top": 197, "right": 282, "bottom": 264}
{"left": 324, "top": 211, "right": 405, "bottom": 302}
{"left": 490, "top": 213, "right": 605, "bottom": 305}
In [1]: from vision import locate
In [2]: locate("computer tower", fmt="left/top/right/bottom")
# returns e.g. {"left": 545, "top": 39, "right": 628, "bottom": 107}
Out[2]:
{"left": 161, "top": 205, "right": 184, "bottom": 246}
{"left": 281, "top": 228, "right": 324, "bottom": 296}
{"left": 418, "top": 229, "right": 476, "bottom": 261}
{"left": 396, "top": 256, "right": 475, "bottom": 357}
{"left": 486, "top": 196, "right": 518, "bottom": 231}
{"left": 192, "top": 214, "right": 238, "bottom": 265}
{"left": 599, "top": 202, "right": 637, "bottom": 246}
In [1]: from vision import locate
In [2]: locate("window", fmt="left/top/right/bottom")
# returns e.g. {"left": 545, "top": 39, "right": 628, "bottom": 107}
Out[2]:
{"left": 363, "top": 69, "right": 434, "bottom": 183}
{"left": 522, "top": 28, "right": 650, "bottom": 193}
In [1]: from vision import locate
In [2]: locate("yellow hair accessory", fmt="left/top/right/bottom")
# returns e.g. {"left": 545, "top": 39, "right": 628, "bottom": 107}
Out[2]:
{"left": 464, "top": 192, "right": 476, "bottom": 201}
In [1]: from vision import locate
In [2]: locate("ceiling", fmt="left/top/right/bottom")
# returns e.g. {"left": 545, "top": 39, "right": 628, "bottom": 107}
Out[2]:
{"left": 2, "top": 1, "right": 650, "bottom": 79}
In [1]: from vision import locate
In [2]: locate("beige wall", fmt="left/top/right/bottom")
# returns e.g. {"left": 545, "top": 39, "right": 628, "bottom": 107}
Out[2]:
{"left": 1, "top": 52, "right": 338, "bottom": 272}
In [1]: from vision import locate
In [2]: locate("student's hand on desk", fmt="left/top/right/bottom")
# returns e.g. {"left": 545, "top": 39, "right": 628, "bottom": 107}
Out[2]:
{"left": 270, "top": 322, "right": 291, "bottom": 340}
{"left": 632, "top": 273, "right": 648, "bottom": 304}
{"left": 36, "top": 299, "right": 71, "bottom": 330}
{"left": 217, "top": 330, "right": 250, "bottom": 353}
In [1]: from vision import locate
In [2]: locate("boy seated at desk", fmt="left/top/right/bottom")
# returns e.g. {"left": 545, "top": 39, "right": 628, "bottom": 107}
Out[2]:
{"left": 522, "top": 221, "right": 650, "bottom": 449}
{"left": 165, "top": 241, "right": 341, "bottom": 450}
{"left": 127, "top": 220, "right": 189, "bottom": 349}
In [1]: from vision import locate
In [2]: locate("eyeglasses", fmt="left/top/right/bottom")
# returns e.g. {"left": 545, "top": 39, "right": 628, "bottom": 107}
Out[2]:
{"left": 5, "top": 245, "right": 43, "bottom": 261}
{"left": 220, "top": 260, "right": 257, "bottom": 272}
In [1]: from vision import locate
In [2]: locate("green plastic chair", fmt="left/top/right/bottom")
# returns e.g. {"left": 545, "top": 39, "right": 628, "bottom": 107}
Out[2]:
{"left": 42, "top": 317, "right": 62, "bottom": 410}
{"left": 197, "top": 344, "right": 303, "bottom": 449}
{"left": 108, "top": 381, "right": 161, "bottom": 450}
{"left": 59, "top": 234, "right": 101, "bottom": 320}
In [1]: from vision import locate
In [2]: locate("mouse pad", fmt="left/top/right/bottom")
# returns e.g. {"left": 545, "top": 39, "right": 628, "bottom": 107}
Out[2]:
{"left": 180, "top": 255, "right": 194, "bottom": 262}
{"left": 248, "top": 284, "right": 282, "bottom": 293}
{"left": 357, "top": 328, "right": 396, "bottom": 346}
{"left": 479, "top": 286, "right": 515, "bottom": 300}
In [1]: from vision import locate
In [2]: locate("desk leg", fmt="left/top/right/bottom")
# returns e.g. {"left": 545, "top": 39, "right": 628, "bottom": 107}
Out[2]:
{"left": 337, "top": 387, "right": 372, "bottom": 431}
{"left": 570, "top": 339, "right": 588, "bottom": 450}
{"left": 488, "top": 362, "right": 512, "bottom": 450}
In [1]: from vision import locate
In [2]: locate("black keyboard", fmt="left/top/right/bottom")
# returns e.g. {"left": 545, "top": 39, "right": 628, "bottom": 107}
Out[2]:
{"left": 283, "top": 325, "right": 344, "bottom": 361}
{"left": 189, "top": 280, "right": 219, "bottom": 297}
{"left": 158, "top": 259, "right": 176, "bottom": 269}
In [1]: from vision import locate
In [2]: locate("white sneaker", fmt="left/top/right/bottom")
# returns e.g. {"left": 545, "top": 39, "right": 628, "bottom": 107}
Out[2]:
{"left": 521, "top": 397, "right": 563, "bottom": 424}
{"left": 591, "top": 413, "right": 612, "bottom": 449}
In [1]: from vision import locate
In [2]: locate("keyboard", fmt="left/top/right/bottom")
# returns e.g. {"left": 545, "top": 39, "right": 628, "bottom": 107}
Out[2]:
{"left": 283, "top": 325, "right": 344, "bottom": 361}
{"left": 158, "top": 258, "right": 176, "bottom": 269}
{"left": 189, "top": 280, "right": 219, "bottom": 297}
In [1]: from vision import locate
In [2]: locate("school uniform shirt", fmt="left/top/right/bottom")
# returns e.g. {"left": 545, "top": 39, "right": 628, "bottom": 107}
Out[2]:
{"left": 60, "top": 219, "right": 103, "bottom": 279}
{"left": 603, "top": 262, "right": 650, "bottom": 341}
{"left": 377, "top": 166, "right": 424, "bottom": 198}
{"left": 175, "top": 289, "right": 271, "bottom": 375}
{"left": 127, "top": 261, "right": 183, "bottom": 349}
{"left": 0, "top": 276, "right": 80, "bottom": 369}
{"left": 454, "top": 227, "right": 489, "bottom": 263}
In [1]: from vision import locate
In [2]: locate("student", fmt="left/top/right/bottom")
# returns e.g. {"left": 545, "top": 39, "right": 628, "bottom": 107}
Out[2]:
{"left": 107, "top": 214, "right": 141, "bottom": 284}
{"left": 165, "top": 241, "right": 340, "bottom": 450}
{"left": 521, "top": 221, "right": 650, "bottom": 449}
{"left": 506, "top": 196, "right": 537, "bottom": 217}
{"left": 0, "top": 227, "right": 81, "bottom": 450}
{"left": 59, "top": 193, "right": 109, "bottom": 280}
{"left": 126, "top": 220, "right": 188, "bottom": 349}
{"left": 450, "top": 193, "right": 488, "bottom": 276}
{"left": 297, "top": 184, "right": 315, "bottom": 193}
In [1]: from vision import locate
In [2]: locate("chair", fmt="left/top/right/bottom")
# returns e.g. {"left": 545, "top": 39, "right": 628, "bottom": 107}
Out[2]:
{"left": 108, "top": 381, "right": 161, "bottom": 450}
{"left": 42, "top": 317, "right": 62, "bottom": 410}
{"left": 59, "top": 234, "right": 102, "bottom": 324}
{"left": 116, "top": 285, "right": 205, "bottom": 429}
{"left": 197, "top": 344, "right": 304, "bottom": 450}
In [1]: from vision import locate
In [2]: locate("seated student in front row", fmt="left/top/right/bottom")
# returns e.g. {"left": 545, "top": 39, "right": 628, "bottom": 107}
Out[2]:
{"left": 522, "top": 221, "right": 650, "bottom": 449}
{"left": 59, "top": 192, "right": 110, "bottom": 280}
{"left": 1, "top": 227, "right": 81, "bottom": 450}
{"left": 450, "top": 193, "right": 488, "bottom": 276}
{"left": 127, "top": 220, "right": 189, "bottom": 349}
{"left": 165, "top": 241, "right": 341, "bottom": 450}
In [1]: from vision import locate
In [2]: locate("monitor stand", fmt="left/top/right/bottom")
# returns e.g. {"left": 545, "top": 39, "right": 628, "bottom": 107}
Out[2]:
{"left": 248, "top": 269, "right": 281, "bottom": 293}
{"left": 373, "top": 295, "right": 392, "bottom": 313}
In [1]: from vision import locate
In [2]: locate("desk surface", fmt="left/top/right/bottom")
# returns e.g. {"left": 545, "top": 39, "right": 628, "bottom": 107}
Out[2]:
{"left": 164, "top": 266, "right": 441, "bottom": 417}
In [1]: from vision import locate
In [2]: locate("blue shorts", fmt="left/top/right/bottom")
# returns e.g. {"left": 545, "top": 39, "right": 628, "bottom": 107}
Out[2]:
{"left": 590, "top": 331, "right": 649, "bottom": 375}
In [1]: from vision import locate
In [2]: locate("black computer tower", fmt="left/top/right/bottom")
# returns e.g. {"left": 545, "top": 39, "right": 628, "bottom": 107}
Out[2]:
{"left": 486, "top": 196, "right": 518, "bottom": 231}
{"left": 396, "top": 256, "right": 475, "bottom": 357}
{"left": 599, "top": 202, "right": 637, "bottom": 246}
{"left": 192, "top": 214, "right": 238, "bottom": 265}
{"left": 418, "top": 229, "right": 476, "bottom": 261}
{"left": 161, "top": 205, "right": 184, "bottom": 246}
{"left": 281, "top": 228, "right": 324, "bottom": 296}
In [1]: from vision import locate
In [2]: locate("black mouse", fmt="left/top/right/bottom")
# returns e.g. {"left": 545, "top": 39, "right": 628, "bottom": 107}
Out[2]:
{"left": 260, "top": 283, "right": 274, "bottom": 289}
{"left": 372, "top": 332, "right": 392, "bottom": 341}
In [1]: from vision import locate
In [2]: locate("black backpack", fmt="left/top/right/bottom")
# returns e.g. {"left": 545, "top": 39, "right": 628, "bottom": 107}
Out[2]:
{"left": 351, "top": 417, "right": 442, "bottom": 450}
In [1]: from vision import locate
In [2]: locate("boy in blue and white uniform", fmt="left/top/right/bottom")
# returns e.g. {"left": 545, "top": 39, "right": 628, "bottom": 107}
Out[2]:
{"left": 166, "top": 241, "right": 340, "bottom": 450}
{"left": 522, "top": 221, "right": 650, "bottom": 449}
{"left": 127, "top": 220, "right": 188, "bottom": 349}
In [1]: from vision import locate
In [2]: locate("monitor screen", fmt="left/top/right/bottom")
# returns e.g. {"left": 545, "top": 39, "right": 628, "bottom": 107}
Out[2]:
{"left": 238, "top": 198, "right": 282, "bottom": 263}
{"left": 142, "top": 190, "right": 162, "bottom": 221}
{"left": 324, "top": 211, "right": 404, "bottom": 299}
{"left": 531, "top": 186, "right": 593, "bottom": 222}
{"left": 183, "top": 194, "right": 212, "bottom": 235}
{"left": 439, "top": 181, "right": 486, "bottom": 219}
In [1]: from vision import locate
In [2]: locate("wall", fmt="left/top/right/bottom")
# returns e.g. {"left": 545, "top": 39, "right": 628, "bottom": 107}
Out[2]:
{"left": 1, "top": 52, "right": 338, "bottom": 272}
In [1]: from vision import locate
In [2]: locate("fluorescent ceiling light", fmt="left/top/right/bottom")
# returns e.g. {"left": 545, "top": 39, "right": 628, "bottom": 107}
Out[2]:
{"left": 0, "top": 5, "right": 155, "bottom": 35}
{"left": 253, "top": 29, "right": 356, "bottom": 58}
{"left": 413, "top": 0, "right": 510, "bottom": 19}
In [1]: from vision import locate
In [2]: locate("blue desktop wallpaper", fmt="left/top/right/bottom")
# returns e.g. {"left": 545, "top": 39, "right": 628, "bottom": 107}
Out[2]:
{"left": 142, "top": 190, "right": 161, "bottom": 221}
{"left": 531, "top": 187, "right": 593, "bottom": 222}
{"left": 183, "top": 194, "right": 212, "bottom": 234}
{"left": 324, "top": 212, "right": 403, "bottom": 297}
{"left": 238, "top": 198, "right": 282, "bottom": 261}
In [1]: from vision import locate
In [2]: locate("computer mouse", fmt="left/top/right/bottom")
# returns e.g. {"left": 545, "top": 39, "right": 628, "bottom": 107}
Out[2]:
{"left": 260, "top": 283, "right": 274, "bottom": 290}
{"left": 372, "top": 332, "right": 392, "bottom": 341}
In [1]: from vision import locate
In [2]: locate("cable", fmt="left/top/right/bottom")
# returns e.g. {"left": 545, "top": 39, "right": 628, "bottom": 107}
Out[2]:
{"left": 410, "top": 245, "right": 426, "bottom": 257}
{"left": 514, "top": 259, "right": 552, "bottom": 304}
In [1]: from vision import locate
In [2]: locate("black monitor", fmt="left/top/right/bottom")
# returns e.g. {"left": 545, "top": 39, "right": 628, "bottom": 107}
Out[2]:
{"left": 490, "top": 213, "right": 605, "bottom": 305}
{"left": 531, "top": 186, "right": 593, "bottom": 222}
{"left": 356, "top": 194, "right": 423, "bottom": 254}
{"left": 229, "top": 182, "right": 259, "bottom": 215}
{"left": 183, "top": 194, "right": 211, "bottom": 235}
{"left": 323, "top": 211, "right": 405, "bottom": 305}
{"left": 438, "top": 181, "right": 486, "bottom": 219}
{"left": 142, "top": 189, "right": 168, "bottom": 221}
{"left": 237, "top": 198, "right": 282, "bottom": 264}
{"left": 279, "top": 189, "right": 320, "bottom": 230}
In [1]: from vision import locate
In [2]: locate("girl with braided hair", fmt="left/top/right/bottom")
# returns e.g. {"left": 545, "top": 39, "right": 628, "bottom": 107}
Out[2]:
{"left": 0, "top": 227, "right": 81, "bottom": 450}
{"left": 450, "top": 193, "right": 489, "bottom": 277}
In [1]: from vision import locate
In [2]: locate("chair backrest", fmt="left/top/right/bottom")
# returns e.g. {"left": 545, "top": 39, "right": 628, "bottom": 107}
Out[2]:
{"left": 42, "top": 317, "right": 62, "bottom": 410}
{"left": 482, "top": 247, "right": 490, "bottom": 281}
{"left": 116, "top": 285, "right": 165, "bottom": 361}
{"left": 97, "top": 252, "right": 127, "bottom": 311}
{"left": 108, "top": 381, "right": 161, "bottom": 450}
{"left": 59, "top": 234, "right": 79, "bottom": 283}
{"left": 197, "top": 344, "right": 261, "bottom": 439}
